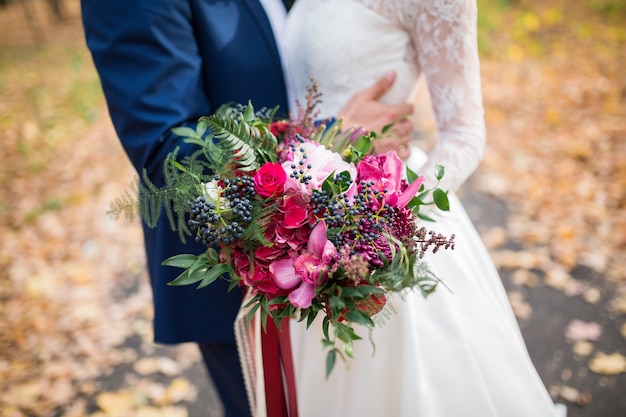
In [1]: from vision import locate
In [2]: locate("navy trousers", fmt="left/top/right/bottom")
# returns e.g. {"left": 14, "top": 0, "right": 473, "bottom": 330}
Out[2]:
{"left": 198, "top": 342, "right": 252, "bottom": 417}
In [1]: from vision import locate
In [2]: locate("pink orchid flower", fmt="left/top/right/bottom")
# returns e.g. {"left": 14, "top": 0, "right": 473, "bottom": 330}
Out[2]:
{"left": 269, "top": 221, "right": 337, "bottom": 309}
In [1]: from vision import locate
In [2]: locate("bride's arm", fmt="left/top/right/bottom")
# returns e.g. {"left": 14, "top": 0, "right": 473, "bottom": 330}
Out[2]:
{"left": 404, "top": 0, "right": 486, "bottom": 192}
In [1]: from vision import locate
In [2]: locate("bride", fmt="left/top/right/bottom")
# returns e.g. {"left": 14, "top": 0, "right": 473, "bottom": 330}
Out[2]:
{"left": 278, "top": 0, "right": 566, "bottom": 416}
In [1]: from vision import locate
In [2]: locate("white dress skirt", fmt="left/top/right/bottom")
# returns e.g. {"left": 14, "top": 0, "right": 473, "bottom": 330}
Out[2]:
{"left": 277, "top": 0, "right": 563, "bottom": 416}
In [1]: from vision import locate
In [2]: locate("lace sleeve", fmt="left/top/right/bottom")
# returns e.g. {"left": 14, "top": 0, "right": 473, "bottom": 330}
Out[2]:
{"left": 401, "top": 0, "right": 486, "bottom": 192}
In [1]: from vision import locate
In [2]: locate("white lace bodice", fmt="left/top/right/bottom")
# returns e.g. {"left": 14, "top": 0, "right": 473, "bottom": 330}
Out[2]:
{"left": 284, "top": 0, "right": 485, "bottom": 191}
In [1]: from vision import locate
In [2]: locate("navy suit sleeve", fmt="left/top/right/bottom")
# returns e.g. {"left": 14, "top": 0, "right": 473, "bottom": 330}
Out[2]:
{"left": 82, "top": 0, "right": 209, "bottom": 183}
{"left": 81, "top": 0, "right": 289, "bottom": 344}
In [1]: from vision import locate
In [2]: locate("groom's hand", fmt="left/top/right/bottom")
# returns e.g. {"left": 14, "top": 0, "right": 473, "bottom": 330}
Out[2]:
{"left": 337, "top": 70, "right": 414, "bottom": 160}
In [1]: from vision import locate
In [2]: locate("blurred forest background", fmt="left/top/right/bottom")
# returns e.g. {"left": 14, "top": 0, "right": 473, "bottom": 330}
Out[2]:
{"left": 0, "top": 0, "right": 624, "bottom": 416}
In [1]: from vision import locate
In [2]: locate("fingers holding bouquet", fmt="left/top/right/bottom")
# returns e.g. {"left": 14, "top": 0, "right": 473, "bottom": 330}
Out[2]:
{"left": 370, "top": 117, "right": 413, "bottom": 160}
{"left": 337, "top": 70, "right": 414, "bottom": 160}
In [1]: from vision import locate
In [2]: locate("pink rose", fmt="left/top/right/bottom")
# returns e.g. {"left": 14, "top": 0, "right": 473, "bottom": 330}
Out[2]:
{"left": 254, "top": 162, "right": 287, "bottom": 197}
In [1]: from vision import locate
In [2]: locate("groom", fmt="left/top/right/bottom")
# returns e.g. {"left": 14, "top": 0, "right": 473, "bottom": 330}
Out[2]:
{"left": 81, "top": 0, "right": 413, "bottom": 416}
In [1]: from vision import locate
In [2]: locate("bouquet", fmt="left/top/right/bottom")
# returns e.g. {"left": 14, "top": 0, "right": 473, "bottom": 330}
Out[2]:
{"left": 110, "top": 86, "right": 454, "bottom": 376}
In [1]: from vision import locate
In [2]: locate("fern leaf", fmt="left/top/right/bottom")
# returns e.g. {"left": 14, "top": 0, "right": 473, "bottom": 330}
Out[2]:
{"left": 107, "top": 185, "right": 139, "bottom": 222}
{"left": 201, "top": 114, "right": 261, "bottom": 171}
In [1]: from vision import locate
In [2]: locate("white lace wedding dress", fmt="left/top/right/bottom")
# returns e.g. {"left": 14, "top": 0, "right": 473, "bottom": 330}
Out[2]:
{"left": 282, "top": 1, "right": 564, "bottom": 416}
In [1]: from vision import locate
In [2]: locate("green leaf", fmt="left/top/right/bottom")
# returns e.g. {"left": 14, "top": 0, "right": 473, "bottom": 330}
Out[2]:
{"left": 353, "top": 135, "right": 371, "bottom": 154}
{"left": 321, "top": 173, "right": 339, "bottom": 195}
{"left": 340, "top": 287, "right": 367, "bottom": 301}
{"left": 343, "top": 339, "right": 354, "bottom": 358}
{"left": 356, "top": 285, "right": 384, "bottom": 297}
{"left": 417, "top": 212, "right": 436, "bottom": 222}
{"left": 245, "top": 302, "right": 262, "bottom": 329}
{"left": 343, "top": 310, "right": 375, "bottom": 327}
{"left": 243, "top": 101, "right": 255, "bottom": 122}
{"left": 406, "top": 166, "right": 419, "bottom": 183}
{"left": 310, "top": 123, "right": 328, "bottom": 144}
{"left": 321, "top": 339, "right": 335, "bottom": 349}
{"left": 329, "top": 296, "right": 346, "bottom": 311}
{"left": 381, "top": 121, "right": 395, "bottom": 135}
{"left": 326, "top": 350, "right": 337, "bottom": 379}
{"left": 196, "top": 121, "right": 208, "bottom": 137}
{"left": 196, "top": 263, "right": 229, "bottom": 289}
{"left": 433, "top": 188, "right": 450, "bottom": 211}
{"left": 335, "top": 323, "right": 361, "bottom": 344}
{"left": 171, "top": 126, "right": 199, "bottom": 138}
{"left": 306, "top": 309, "right": 318, "bottom": 328}
{"left": 322, "top": 316, "right": 331, "bottom": 340}
{"left": 161, "top": 254, "right": 199, "bottom": 269}
{"left": 435, "top": 164, "right": 445, "bottom": 180}
{"left": 267, "top": 296, "right": 285, "bottom": 305}
{"left": 407, "top": 196, "right": 425, "bottom": 212}
{"left": 167, "top": 267, "right": 206, "bottom": 286}
{"left": 416, "top": 190, "right": 430, "bottom": 201}
{"left": 333, "top": 170, "right": 352, "bottom": 190}
{"left": 206, "top": 247, "right": 220, "bottom": 263}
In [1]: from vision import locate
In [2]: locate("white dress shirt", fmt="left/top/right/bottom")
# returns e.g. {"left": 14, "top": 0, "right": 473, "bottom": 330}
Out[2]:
{"left": 259, "top": 0, "right": 295, "bottom": 113}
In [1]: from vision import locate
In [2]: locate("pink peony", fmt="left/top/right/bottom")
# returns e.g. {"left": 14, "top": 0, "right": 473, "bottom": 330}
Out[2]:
{"left": 282, "top": 142, "right": 357, "bottom": 195}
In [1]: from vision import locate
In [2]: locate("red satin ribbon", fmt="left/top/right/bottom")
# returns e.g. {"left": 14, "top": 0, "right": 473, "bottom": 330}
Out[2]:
{"left": 261, "top": 317, "right": 299, "bottom": 417}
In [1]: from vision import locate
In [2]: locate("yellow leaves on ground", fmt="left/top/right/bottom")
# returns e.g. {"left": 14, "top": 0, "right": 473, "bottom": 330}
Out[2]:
{"left": 134, "top": 357, "right": 182, "bottom": 377}
{"left": 491, "top": 249, "right": 545, "bottom": 270}
{"left": 550, "top": 384, "right": 593, "bottom": 407}
{"left": 572, "top": 341, "right": 595, "bottom": 358}
{"left": 520, "top": 11, "right": 541, "bottom": 32}
{"left": 92, "top": 379, "right": 196, "bottom": 416}
{"left": 506, "top": 44, "right": 525, "bottom": 62}
{"left": 588, "top": 352, "right": 626, "bottom": 376}
{"left": 95, "top": 391, "right": 138, "bottom": 416}
{"left": 477, "top": 4, "right": 625, "bottom": 402}
{"left": 510, "top": 269, "right": 539, "bottom": 287}
{"left": 94, "top": 390, "right": 189, "bottom": 417}
{"left": 478, "top": 0, "right": 626, "bottom": 284}
{"left": 0, "top": 0, "right": 623, "bottom": 416}
{"left": 540, "top": 8, "right": 564, "bottom": 27}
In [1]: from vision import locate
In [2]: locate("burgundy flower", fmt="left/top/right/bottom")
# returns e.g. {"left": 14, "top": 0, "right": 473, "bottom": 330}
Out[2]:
{"left": 269, "top": 120, "right": 290, "bottom": 137}
{"left": 246, "top": 265, "right": 281, "bottom": 296}
{"left": 278, "top": 194, "right": 309, "bottom": 229}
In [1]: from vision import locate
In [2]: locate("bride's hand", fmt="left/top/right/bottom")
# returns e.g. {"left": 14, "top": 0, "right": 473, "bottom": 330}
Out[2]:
{"left": 337, "top": 70, "right": 413, "bottom": 160}
{"left": 371, "top": 117, "right": 412, "bottom": 160}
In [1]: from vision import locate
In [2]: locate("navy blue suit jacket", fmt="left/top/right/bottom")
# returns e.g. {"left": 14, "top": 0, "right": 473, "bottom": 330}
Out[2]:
{"left": 82, "top": 0, "right": 290, "bottom": 344}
